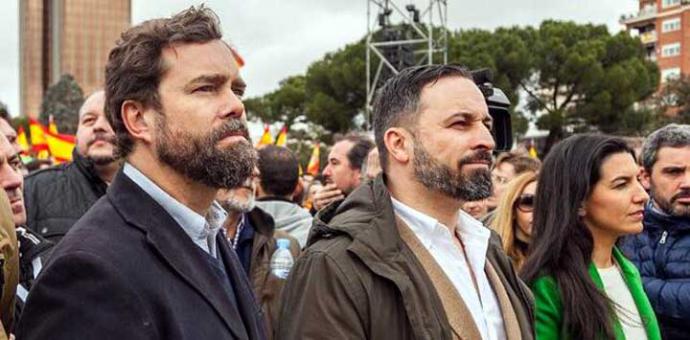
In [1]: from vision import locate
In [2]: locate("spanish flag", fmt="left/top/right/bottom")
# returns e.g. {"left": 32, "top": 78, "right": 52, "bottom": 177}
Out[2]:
{"left": 16, "top": 127, "right": 30, "bottom": 155}
{"left": 275, "top": 125, "right": 288, "bottom": 147}
{"left": 46, "top": 130, "right": 76, "bottom": 163}
{"left": 306, "top": 142, "right": 320, "bottom": 176}
{"left": 48, "top": 115, "right": 59, "bottom": 134}
{"left": 528, "top": 139, "right": 538, "bottom": 159}
{"left": 28, "top": 118, "right": 50, "bottom": 160}
{"left": 228, "top": 45, "right": 245, "bottom": 68}
{"left": 257, "top": 124, "right": 274, "bottom": 147}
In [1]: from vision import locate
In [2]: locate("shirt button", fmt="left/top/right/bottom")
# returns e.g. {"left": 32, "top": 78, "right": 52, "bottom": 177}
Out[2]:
{"left": 41, "top": 228, "right": 48, "bottom": 234}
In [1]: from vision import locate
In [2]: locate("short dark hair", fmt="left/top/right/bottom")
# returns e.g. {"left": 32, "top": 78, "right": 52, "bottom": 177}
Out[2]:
{"left": 495, "top": 152, "right": 541, "bottom": 174}
{"left": 640, "top": 124, "right": 690, "bottom": 172}
{"left": 372, "top": 64, "right": 473, "bottom": 172}
{"left": 258, "top": 146, "right": 299, "bottom": 197}
{"left": 105, "top": 5, "right": 223, "bottom": 157}
{"left": 337, "top": 133, "right": 374, "bottom": 171}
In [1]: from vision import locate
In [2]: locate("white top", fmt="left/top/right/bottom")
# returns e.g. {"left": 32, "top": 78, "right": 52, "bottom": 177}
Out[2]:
{"left": 597, "top": 265, "right": 648, "bottom": 340}
{"left": 391, "top": 197, "right": 506, "bottom": 340}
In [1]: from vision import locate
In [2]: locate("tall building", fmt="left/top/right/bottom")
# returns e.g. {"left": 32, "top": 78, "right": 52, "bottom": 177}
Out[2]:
{"left": 20, "top": 0, "right": 131, "bottom": 118}
{"left": 622, "top": 0, "right": 690, "bottom": 84}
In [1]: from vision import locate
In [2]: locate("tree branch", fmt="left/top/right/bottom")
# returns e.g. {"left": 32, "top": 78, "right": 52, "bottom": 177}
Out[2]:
{"left": 557, "top": 80, "right": 581, "bottom": 112}
{"left": 519, "top": 80, "right": 552, "bottom": 114}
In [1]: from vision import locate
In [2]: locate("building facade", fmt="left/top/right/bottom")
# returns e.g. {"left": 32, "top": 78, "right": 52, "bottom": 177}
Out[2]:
{"left": 20, "top": 0, "right": 131, "bottom": 118}
{"left": 622, "top": 0, "right": 690, "bottom": 83}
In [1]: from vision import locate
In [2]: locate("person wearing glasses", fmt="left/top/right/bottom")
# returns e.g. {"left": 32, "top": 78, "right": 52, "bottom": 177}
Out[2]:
{"left": 521, "top": 134, "right": 661, "bottom": 340}
{"left": 487, "top": 152, "right": 541, "bottom": 212}
{"left": 489, "top": 172, "right": 537, "bottom": 271}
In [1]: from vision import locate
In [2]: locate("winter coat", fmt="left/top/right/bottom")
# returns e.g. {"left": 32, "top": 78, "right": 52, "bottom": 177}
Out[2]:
{"left": 255, "top": 198, "right": 312, "bottom": 247}
{"left": 531, "top": 247, "right": 661, "bottom": 340}
{"left": 619, "top": 203, "right": 690, "bottom": 340}
{"left": 243, "top": 208, "right": 300, "bottom": 340}
{"left": 16, "top": 170, "right": 267, "bottom": 340}
{"left": 277, "top": 175, "right": 534, "bottom": 339}
{"left": 23, "top": 148, "right": 109, "bottom": 243}
{"left": 0, "top": 190, "right": 17, "bottom": 339}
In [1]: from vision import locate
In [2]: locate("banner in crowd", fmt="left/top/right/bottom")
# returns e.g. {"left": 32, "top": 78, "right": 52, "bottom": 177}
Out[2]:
{"left": 16, "top": 127, "right": 30, "bottom": 155}
{"left": 27, "top": 118, "right": 76, "bottom": 163}
{"left": 257, "top": 124, "right": 274, "bottom": 146}
{"left": 306, "top": 142, "right": 320, "bottom": 176}
{"left": 275, "top": 126, "right": 288, "bottom": 147}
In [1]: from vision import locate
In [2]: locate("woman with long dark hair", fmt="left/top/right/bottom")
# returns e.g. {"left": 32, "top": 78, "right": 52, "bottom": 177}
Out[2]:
{"left": 521, "top": 134, "right": 661, "bottom": 339}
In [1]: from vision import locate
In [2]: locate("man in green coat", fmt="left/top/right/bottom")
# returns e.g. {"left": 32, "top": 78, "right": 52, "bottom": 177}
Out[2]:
{"left": 278, "top": 65, "right": 534, "bottom": 339}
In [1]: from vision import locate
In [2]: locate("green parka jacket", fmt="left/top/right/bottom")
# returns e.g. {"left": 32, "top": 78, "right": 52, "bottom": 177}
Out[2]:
{"left": 277, "top": 175, "right": 535, "bottom": 339}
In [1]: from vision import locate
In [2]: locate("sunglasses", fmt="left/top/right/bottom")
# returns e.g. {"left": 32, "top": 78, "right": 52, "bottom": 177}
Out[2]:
{"left": 515, "top": 194, "right": 534, "bottom": 213}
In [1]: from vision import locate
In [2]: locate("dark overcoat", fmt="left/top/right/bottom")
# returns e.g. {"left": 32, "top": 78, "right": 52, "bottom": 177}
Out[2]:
{"left": 16, "top": 171, "right": 267, "bottom": 340}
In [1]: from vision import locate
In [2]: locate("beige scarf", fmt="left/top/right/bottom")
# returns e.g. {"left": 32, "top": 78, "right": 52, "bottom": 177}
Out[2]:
{"left": 395, "top": 216, "right": 522, "bottom": 340}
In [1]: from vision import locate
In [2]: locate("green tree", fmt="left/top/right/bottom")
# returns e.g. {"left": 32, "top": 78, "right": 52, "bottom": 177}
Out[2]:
{"left": 450, "top": 22, "right": 658, "bottom": 151}
{"left": 304, "top": 40, "right": 366, "bottom": 134}
{"left": 39, "top": 74, "right": 84, "bottom": 134}
{"left": 449, "top": 27, "right": 534, "bottom": 137}
{"left": 521, "top": 21, "right": 658, "bottom": 150}
{"left": 245, "top": 75, "right": 307, "bottom": 129}
{"left": 652, "top": 75, "right": 690, "bottom": 127}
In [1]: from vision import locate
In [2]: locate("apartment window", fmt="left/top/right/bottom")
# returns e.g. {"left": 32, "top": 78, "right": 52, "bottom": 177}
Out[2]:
{"left": 661, "top": 67, "right": 681, "bottom": 82}
{"left": 662, "top": 42, "right": 682, "bottom": 57}
{"left": 663, "top": 18, "right": 681, "bottom": 32}
{"left": 663, "top": 0, "right": 681, "bottom": 8}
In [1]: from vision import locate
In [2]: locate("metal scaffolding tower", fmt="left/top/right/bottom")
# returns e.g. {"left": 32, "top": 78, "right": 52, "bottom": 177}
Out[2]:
{"left": 365, "top": 0, "right": 449, "bottom": 129}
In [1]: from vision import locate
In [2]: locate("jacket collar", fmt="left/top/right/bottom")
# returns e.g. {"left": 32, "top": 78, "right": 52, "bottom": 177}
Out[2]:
{"left": 72, "top": 148, "right": 108, "bottom": 195}
{"left": 643, "top": 202, "right": 690, "bottom": 231}
{"left": 312, "top": 174, "right": 446, "bottom": 339}
{"left": 312, "top": 173, "right": 534, "bottom": 339}
{"left": 107, "top": 170, "right": 260, "bottom": 339}
{"left": 247, "top": 207, "right": 275, "bottom": 237}
{"left": 247, "top": 207, "right": 275, "bottom": 259}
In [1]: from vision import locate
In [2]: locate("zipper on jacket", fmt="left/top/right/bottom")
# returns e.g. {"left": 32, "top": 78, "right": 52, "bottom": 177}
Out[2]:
{"left": 659, "top": 230, "right": 668, "bottom": 244}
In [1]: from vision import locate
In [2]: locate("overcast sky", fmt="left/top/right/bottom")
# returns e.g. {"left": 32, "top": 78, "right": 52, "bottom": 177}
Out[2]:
{"left": 0, "top": 0, "right": 639, "bottom": 117}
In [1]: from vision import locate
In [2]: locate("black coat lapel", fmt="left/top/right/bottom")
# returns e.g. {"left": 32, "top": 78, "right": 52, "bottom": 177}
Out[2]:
{"left": 107, "top": 170, "right": 251, "bottom": 338}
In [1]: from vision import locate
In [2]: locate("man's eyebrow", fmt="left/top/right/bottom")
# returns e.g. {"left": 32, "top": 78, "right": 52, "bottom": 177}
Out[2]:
{"left": 187, "top": 74, "right": 229, "bottom": 87}
{"left": 445, "top": 111, "right": 493, "bottom": 124}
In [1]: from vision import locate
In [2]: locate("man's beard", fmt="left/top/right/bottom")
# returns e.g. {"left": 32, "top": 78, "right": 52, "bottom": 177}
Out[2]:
{"left": 155, "top": 114, "right": 257, "bottom": 189}
{"left": 650, "top": 187, "right": 690, "bottom": 218}
{"left": 412, "top": 137, "right": 492, "bottom": 201}
{"left": 222, "top": 192, "right": 256, "bottom": 213}
{"left": 86, "top": 132, "right": 118, "bottom": 166}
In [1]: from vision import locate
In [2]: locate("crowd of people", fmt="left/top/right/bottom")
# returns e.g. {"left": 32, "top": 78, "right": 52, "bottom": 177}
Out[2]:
{"left": 0, "top": 5, "right": 687, "bottom": 340}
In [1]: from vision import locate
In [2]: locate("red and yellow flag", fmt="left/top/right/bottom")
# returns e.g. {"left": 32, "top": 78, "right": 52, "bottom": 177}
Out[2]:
{"left": 46, "top": 130, "right": 76, "bottom": 163}
{"left": 16, "top": 127, "right": 30, "bottom": 155}
{"left": 275, "top": 125, "right": 288, "bottom": 147}
{"left": 48, "top": 115, "right": 59, "bottom": 134}
{"left": 228, "top": 45, "right": 245, "bottom": 68}
{"left": 29, "top": 118, "right": 50, "bottom": 160}
{"left": 257, "top": 124, "right": 274, "bottom": 147}
{"left": 306, "top": 142, "right": 320, "bottom": 176}
{"left": 528, "top": 139, "right": 538, "bottom": 159}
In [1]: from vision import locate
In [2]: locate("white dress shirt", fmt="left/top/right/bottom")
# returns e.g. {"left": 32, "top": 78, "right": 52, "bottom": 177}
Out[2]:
{"left": 391, "top": 197, "right": 506, "bottom": 340}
